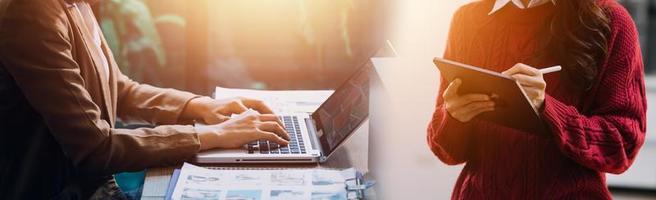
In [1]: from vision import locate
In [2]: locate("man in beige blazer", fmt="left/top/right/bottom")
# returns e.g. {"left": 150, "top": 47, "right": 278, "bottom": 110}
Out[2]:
{"left": 0, "top": 0, "right": 290, "bottom": 199}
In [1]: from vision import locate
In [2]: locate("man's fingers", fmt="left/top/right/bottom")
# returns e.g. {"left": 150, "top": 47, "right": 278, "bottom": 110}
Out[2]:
{"left": 257, "top": 121, "right": 290, "bottom": 141}
{"left": 228, "top": 100, "right": 249, "bottom": 115}
{"left": 259, "top": 131, "right": 289, "bottom": 146}
{"left": 257, "top": 114, "right": 284, "bottom": 127}
{"left": 442, "top": 79, "right": 462, "bottom": 99}
{"left": 204, "top": 115, "right": 230, "bottom": 125}
{"left": 241, "top": 98, "right": 274, "bottom": 114}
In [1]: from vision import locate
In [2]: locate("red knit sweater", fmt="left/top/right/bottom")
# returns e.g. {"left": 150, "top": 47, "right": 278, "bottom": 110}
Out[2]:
{"left": 427, "top": 0, "right": 647, "bottom": 199}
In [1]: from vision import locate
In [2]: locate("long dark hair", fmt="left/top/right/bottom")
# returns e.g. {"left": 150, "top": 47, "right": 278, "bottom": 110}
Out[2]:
{"left": 546, "top": 0, "right": 611, "bottom": 90}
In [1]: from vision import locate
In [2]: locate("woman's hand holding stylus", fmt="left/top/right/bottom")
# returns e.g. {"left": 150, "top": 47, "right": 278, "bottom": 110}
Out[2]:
{"left": 502, "top": 63, "right": 547, "bottom": 111}
{"left": 443, "top": 79, "right": 496, "bottom": 123}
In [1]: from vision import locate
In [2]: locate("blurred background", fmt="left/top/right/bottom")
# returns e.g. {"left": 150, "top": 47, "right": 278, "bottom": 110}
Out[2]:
{"left": 97, "top": 0, "right": 391, "bottom": 95}
{"left": 92, "top": 0, "right": 654, "bottom": 199}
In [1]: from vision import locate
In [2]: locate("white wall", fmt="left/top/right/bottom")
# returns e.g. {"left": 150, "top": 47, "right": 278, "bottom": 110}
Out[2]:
{"left": 368, "top": 1, "right": 473, "bottom": 199}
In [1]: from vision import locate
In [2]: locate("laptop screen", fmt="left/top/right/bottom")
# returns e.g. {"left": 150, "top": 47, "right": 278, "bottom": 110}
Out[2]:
{"left": 311, "top": 62, "right": 371, "bottom": 156}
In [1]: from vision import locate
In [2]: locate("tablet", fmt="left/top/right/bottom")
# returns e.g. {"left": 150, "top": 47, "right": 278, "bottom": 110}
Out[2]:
{"left": 433, "top": 57, "right": 546, "bottom": 134}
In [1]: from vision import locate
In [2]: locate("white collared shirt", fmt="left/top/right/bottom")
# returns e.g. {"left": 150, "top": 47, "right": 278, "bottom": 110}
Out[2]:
{"left": 489, "top": 0, "right": 556, "bottom": 15}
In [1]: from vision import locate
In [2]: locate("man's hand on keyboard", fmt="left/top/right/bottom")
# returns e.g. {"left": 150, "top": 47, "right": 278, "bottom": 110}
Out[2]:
{"left": 181, "top": 96, "right": 276, "bottom": 125}
{"left": 196, "top": 111, "right": 290, "bottom": 151}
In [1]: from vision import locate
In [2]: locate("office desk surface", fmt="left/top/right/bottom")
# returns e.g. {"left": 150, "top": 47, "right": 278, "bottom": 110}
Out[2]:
{"left": 139, "top": 58, "right": 440, "bottom": 200}
{"left": 140, "top": 121, "right": 370, "bottom": 200}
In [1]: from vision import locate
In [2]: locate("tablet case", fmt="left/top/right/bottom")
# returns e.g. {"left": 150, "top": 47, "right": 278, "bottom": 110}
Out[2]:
{"left": 433, "top": 58, "right": 547, "bottom": 134}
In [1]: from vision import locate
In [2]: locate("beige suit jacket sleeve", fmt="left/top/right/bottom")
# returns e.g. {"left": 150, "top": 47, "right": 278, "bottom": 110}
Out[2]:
{"left": 0, "top": 0, "right": 200, "bottom": 175}
{"left": 116, "top": 72, "right": 200, "bottom": 126}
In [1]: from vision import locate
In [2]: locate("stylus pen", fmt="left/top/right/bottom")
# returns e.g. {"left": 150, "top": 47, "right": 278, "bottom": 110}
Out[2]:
{"left": 539, "top": 66, "right": 562, "bottom": 74}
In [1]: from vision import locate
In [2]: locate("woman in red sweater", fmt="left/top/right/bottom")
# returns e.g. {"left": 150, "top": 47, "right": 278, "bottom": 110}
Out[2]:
{"left": 427, "top": 0, "right": 647, "bottom": 199}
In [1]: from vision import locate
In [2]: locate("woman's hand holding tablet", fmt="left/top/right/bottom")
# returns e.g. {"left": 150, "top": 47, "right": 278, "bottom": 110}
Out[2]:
{"left": 434, "top": 58, "right": 557, "bottom": 133}
{"left": 441, "top": 62, "right": 562, "bottom": 123}
{"left": 443, "top": 79, "right": 496, "bottom": 123}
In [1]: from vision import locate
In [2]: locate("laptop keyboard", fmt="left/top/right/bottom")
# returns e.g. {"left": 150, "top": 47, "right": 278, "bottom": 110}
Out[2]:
{"left": 246, "top": 116, "right": 307, "bottom": 155}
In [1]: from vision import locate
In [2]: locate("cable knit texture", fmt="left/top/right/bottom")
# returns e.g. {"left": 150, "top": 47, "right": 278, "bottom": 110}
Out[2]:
{"left": 426, "top": 0, "right": 647, "bottom": 199}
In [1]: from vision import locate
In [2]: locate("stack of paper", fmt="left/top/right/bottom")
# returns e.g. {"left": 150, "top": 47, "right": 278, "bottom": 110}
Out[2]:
{"left": 168, "top": 163, "right": 356, "bottom": 200}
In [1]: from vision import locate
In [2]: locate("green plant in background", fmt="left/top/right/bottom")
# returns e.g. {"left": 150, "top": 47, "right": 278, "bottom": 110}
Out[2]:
{"left": 100, "top": 0, "right": 167, "bottom": 82}
{"left": 100, "top": 1, "right": 171, "bottom": 198}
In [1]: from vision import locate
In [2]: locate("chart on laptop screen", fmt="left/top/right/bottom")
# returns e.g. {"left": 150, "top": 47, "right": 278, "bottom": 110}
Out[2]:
{"left": 312, "top": 64, "right": 371, "bottom": 155}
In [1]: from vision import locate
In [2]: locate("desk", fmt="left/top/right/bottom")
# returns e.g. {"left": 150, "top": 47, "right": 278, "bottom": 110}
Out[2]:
{"left": 140, "top": 121, "right": 371, "bottom": 200}
{"left": 141, "top": 57, "right": 452, "bottom": 200}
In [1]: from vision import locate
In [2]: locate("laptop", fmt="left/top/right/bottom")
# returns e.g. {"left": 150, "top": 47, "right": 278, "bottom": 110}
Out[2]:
{"left": 196, "top": 62, "right": 371, "bottom": 163}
